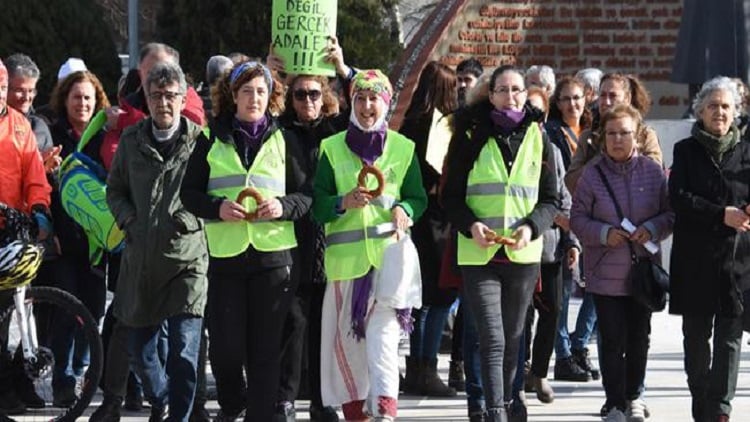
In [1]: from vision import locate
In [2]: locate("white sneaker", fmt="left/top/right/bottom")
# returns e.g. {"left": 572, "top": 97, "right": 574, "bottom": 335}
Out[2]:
{"left": 604, "top": 408, "right": 627, "bottom": 422}
{"left": 626, "top": 399, "right": 650, "bottom": 421}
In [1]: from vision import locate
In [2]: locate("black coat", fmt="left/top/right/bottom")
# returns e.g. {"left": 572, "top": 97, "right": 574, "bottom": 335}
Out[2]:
{"left": 669, "top": 135, "right": 750, "bottom": 317}
{"left": 443, "top": 101, "right": 559, "bottom": 243}
{"left": 180, "top": 114, "right": 312, "bottom": 275}
{"left": 278, "top": 112, "right": 348, "bottom": 284}
{"left": 400, "top": 110, "right": 456, "bottom": 305}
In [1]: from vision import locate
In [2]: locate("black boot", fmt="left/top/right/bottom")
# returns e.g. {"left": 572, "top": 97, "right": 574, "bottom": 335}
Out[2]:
{"left": 402, "top": 356, "right": 422, "bottom": 395}
{"left": 572, "top": 348, "right": 600, "bottom": 380}
{"left": 90, "top": 395, "right": 123, "bottom": 422}
{"left": 420, "top": 358, "right": 456, "bottom": 397}
{"left": 448, "top": 360, "right": 466, "bottom": 392}
{"left": 554, "top": 356, "right": 591, "bottom": 382}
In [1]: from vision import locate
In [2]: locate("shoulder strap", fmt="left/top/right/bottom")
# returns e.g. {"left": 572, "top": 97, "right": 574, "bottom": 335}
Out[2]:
{"left": 594, "top": 164, "right": 636, "bottom": 258}
{"left": 593, "top": 165, "right": 623, "bottom": 220}
{"left": 560, "top": 125, "right": 579, "bottom": 145}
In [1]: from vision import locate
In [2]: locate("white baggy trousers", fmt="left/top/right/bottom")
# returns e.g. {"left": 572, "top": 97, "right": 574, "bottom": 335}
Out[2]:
{"left": 320, "top": 275, "right": 402, "bottom": 417}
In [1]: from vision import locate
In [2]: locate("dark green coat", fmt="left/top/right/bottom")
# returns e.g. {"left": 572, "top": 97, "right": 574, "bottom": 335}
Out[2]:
{"left": 106, "top": 117, "right": 208, "bottom": 327}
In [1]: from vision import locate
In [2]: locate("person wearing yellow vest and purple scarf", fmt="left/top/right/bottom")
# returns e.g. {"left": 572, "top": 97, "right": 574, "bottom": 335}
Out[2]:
{"left": 180, "top": 60, "right": 311, "bottom": 421}
{"left": 313, "top": 70, "right": 427, "bottom": 421}
{"left": 442, "top": 65, "right": 559, "bottom": 422}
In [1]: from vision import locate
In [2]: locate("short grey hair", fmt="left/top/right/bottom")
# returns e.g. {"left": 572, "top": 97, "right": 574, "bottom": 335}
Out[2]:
{"left": 206, "top": 55, "right": 233, "bottom": 86}
{"left": 693, "top": 76, "right": 742, "bottom": 119}
{"left": 4, "top": 53, "right": 40, "bottom": 79}
{"left": 527, "top": 65, "right": 556, "bottom": 91}
{"left": 575, "top": 68, "right": 603, "bottom": 95}
{"left": 146, "top": 61, "right": 187, "bottom": 94}
{"left": 139, "top": 42, "right": 180, "bottom": 65}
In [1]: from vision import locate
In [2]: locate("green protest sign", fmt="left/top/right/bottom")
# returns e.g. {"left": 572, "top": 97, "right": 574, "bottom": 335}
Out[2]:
{"left": 272, "top": 0, "right": 337, "bottom": 76}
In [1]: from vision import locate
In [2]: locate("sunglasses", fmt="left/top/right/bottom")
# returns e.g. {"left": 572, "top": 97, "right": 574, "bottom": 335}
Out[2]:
{"left": 293, "top": 89, "right": 322, "bottom": 101}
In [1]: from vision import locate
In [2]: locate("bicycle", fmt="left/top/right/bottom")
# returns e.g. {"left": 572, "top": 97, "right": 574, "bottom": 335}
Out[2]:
{"left": 0, "top": 204, "right": 102, "bottom": 421}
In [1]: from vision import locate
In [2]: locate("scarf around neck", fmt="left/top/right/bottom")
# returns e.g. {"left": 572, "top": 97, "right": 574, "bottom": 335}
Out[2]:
{"left": 344, "top": 121, "right": 387, "bottom": 165}
{"left": 692, "top": 122, "right": 739, "bottom": 163}
{"left": 491, "top": 108, "right": 526, "bottom": 135}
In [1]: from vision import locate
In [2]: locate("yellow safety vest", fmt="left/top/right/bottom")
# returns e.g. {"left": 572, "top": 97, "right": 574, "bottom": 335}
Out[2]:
{"left": 320, "top": 129, "right": 414, "bottom": 281}
{"left": 457, "top": 124, "right": 544, "bottom": 265}
{"left": 204, "top": 128, "right": 297, "bottom": 257}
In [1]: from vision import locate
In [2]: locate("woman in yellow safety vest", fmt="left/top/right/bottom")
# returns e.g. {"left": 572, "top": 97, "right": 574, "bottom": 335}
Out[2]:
{"left": 312, "top": 69, "right": 427, "bottom": 421}
{"left": 180, "top": 60, "right": 311, "bottom": 421}
{"left": 442, "top": 65, "right": 559, "bottom": 422}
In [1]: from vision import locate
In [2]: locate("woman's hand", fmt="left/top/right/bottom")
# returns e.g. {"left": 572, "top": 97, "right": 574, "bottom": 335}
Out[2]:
{"left": 391, "top": 205, "right": 410, "bottom": 230}
{"left": 325, "top": 35, "right": 351, "bottom": 78}
{"left": 630, "top": 226, "right": 652, "bottom": 245}
{"left": 554, "top": 213, "right": 570, "bottom": 232}
{"left": 105, "top": 106, "right": 124, "bottom": 130}
{"left": 470, "top": 222, "right": 495, "bottom": 249}
{"left": 342, "top": 187, "right": 371, "bottom": 209}
{"left": 508, "top": 224, "right": 532, "bottom": 251}
{"left": 42, "top": 146, "right": 62, "bottom": 173}
{"left": 725, "top": 206, "right": 750, "bottom": 231}
{"left": 567, "top": 247, "right": 580, "bottom": 269}
{"left": 606, "top": 228, "right": 630, "bottom": 247}
{"left": 219, "top": 200, "right": 247, "bottom": 222}
{"left": 255, "top": 198, "right": 283, "bottom": 220}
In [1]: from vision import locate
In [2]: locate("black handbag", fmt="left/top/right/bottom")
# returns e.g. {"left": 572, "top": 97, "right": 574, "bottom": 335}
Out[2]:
{"left": 629, "top": 256, "right": 670, "bottom": 311}
{"left": 594, "top": 166, "right": 669, "bottom": 312}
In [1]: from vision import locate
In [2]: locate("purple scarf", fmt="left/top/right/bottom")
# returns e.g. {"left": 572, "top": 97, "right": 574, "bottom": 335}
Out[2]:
{"left": 234, "top": 114, "right": 269, "bottom": 150}
{"left": 491, "top": 108, "right": 525, "bottom": 135}
{"left": 344, "top": 122, "right": 386, "bottom": 165}
{"left": 350, "top": 269, "right": 415, "bottom": 341}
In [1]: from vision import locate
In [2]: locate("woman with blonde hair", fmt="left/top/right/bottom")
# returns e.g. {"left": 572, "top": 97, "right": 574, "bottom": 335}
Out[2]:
{"left": 47, "top": 69, "right": 111, "bottom": 407}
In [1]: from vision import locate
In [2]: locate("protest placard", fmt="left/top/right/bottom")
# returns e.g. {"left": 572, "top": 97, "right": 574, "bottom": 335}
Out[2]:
{"left": 272, "top": 0, "right": 337, "bottom": 76}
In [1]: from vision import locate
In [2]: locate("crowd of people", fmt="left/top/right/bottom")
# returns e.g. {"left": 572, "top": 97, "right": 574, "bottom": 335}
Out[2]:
{"left": 0, "top": 38, "right": 747, "bottom": 422}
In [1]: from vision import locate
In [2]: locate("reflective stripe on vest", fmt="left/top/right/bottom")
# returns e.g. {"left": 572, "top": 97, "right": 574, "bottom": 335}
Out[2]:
{"left": 457, "top": 124, "right": 544, "bottom": 265}
{"left": 320, "top": 129, "right": 415, "bottom": 281}
{"left": 204, "top": 128, "right": 297, "bottom": 257}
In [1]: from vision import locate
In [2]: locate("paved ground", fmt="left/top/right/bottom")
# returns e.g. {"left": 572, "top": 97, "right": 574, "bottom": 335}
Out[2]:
{"left": 12, "top": 297, "right": 750, "bottom": 421}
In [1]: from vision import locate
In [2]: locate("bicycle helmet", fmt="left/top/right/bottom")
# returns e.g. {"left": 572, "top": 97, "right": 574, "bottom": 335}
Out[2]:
{"left": 0, "top": 240, "right": 43, "bottom": 290}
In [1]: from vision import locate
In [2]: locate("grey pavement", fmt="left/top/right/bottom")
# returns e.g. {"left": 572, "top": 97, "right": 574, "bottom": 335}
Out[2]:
{"left": 12, "top": 297, "right": 750, "bottom": 421}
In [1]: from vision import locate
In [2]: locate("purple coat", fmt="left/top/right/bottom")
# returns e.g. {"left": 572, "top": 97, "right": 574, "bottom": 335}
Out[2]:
{"left": 570, "top": 153, "right": 674, "bottom": 296}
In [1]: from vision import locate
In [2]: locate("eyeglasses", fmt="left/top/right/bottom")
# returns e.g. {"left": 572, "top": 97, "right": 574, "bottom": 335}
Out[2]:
{"left": 293, "top": 89, "right": 322, "bottom": 101}
{"left": 558, "top": 95, "right": 584, "bottom": 103}
{"left": 493, "top": 86, "right": 526, "bottom": 96}
{"left": 148, "top": 91, "right": 182, "bottom": 102}
{"left": 605, "top": 130, "right": 634, "bottom": 139}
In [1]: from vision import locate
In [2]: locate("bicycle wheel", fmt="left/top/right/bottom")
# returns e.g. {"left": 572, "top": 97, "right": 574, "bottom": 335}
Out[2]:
{"left": 0, "top": 286, "right": 103, "bottom": 422}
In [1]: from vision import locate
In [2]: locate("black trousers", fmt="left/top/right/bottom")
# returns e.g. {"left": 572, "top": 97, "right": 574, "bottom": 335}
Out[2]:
{"left": 529, "top": 262, "right": 563, "bottom": 378}
{"left": 682, "top": 313, "right": 743, "bottom": 419}
{"left": 208, "top": 266, "right": 295, "bottom": 421}
{"left": 593, "top": 294, "right": 651, "bottom": 411}
{"left": 277, "top": 282, "right": 327, "bottom": 407}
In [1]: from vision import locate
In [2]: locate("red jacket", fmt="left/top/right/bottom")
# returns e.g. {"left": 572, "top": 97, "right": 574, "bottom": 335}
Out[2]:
{"left": 0, "top": 107, "right": 51, "bottom": 212}
{"left": 99, "top": 86, "right": 205, "bottom": 171}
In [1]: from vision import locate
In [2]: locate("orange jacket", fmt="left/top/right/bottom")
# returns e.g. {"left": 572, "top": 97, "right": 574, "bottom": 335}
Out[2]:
{"left": 0, "top": 107, "right": 52, "bottom": 212}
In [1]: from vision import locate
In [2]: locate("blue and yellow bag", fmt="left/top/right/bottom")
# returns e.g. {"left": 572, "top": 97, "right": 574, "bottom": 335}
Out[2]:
{"left": 58, "top": 111, "right": 124, "bottom": 262}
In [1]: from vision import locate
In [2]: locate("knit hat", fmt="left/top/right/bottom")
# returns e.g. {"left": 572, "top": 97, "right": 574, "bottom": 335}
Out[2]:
{"left": 0, "top": 59, "right": 7, "bottom": 83}
{"left": 57, "top": 58, "right": 87, "bottom": 81}
{"left": 350, "top": 69, "right": 392, "bottom": 105}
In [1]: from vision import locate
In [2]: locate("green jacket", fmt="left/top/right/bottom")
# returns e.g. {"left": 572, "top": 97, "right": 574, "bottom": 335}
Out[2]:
{"left": 106, "top": 117, "right": 208, "bottom": 327}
